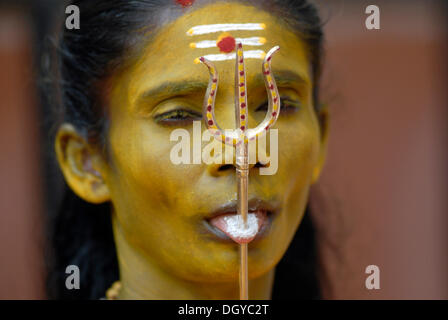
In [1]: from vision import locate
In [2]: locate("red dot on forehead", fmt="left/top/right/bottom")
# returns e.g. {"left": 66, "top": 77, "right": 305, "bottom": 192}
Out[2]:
{"left": 176, "top": 0, "right": 195, "bottom": 7}
{"left": 217, "top": 35, "right": 236, "bottom": 53}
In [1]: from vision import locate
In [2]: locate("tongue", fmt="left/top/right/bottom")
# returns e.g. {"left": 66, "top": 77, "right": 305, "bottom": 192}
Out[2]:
{"left": 209, "top": 211, "right": 267, "bottom": 244}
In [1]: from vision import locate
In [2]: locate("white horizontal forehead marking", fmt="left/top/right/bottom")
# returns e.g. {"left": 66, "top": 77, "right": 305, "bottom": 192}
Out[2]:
{"left": 194, "top": 50, "right": 265, "bottom": 64}
{"left": 187, "top": 23, "right": 265, "bottom": 36}
{"left": 191, "top": 37, "right": 266, "bottom": 49}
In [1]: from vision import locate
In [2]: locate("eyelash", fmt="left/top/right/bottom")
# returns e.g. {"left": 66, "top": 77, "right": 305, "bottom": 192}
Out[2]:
{"left": 255, "top": 97, "right": 301, "bottom": 113}
{"left": 155, "top": 97, "right": 300, "bottom": 124}
{"left": 155, "top": 109, "right": 202, "bottom": 125}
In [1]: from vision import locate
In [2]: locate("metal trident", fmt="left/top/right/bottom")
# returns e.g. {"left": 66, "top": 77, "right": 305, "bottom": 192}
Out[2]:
{"left": 199, "top": 43, "right": 280, "bottom": 300}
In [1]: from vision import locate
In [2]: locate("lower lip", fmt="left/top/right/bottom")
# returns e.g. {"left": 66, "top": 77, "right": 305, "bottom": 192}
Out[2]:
{"left": 204, "top": 210, "right": 272, "bottom": 244}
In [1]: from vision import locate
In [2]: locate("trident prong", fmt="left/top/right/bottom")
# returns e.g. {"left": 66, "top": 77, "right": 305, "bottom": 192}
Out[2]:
{"left": 199, "top": 43, "right": 280, "bottom": 144}
{"left": 199, "top": 43, "right": 280, "bottom": 300}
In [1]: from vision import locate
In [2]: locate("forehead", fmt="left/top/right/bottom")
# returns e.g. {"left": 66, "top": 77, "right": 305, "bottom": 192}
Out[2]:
{"left": 127, "top": 2, "right": 311, "bottom": 97}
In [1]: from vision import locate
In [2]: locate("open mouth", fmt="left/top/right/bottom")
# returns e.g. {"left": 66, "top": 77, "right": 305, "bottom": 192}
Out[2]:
{"left": 204, "top": 199, "right": 277, "bottom": 244}
{"left": 208, "top": 210, "right": 271, "bottom": 244}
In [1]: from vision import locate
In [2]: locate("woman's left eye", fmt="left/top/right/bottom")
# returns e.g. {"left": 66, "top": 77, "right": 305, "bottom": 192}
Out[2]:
{"left": 255, "top": 97, "right": 301, "bottom": 114}
{"left": 154, "top": 109, "right": 202, "bottom": 125}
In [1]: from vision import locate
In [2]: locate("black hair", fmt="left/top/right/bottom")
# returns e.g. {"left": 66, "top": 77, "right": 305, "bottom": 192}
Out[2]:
{"left": 43, "top": 0, "right": 324, "bottom": 299}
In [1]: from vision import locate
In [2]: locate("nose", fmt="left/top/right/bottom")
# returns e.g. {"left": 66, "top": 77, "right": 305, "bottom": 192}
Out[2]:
{"left": 206, "top": 145, "right": 269, "bottom": 177}
{"left": 208, "top": 162, "right": 268, "bottom": 177}
{"left": 205, "top": 93, "right": 271, "bottom": 177}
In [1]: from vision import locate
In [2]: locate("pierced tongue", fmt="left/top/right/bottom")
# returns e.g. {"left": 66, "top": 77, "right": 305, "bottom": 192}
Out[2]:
{"left": 209, "top": 211, "right": 266, "bottom": 244}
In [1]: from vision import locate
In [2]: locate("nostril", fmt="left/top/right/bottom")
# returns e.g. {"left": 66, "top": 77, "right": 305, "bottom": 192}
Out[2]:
{"left": 218, "top": 164, "right": 234, "bottom": 172}
{"left": 254, "top": 162, "right": 265, "bottom": 168}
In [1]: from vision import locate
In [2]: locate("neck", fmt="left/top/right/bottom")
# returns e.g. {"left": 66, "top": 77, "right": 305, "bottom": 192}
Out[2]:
{"left": 112, "top": 216, "right": 275, "bottom": 300}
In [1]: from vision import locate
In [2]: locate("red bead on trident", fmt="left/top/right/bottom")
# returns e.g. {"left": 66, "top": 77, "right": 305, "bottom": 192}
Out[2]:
{"left": 199, "top": 43, "right": 280, "bottom": 300}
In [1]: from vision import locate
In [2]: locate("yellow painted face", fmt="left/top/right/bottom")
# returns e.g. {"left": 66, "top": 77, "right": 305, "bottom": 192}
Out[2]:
{"left": 99, "top": 2, "right": 326, "bottom": 282}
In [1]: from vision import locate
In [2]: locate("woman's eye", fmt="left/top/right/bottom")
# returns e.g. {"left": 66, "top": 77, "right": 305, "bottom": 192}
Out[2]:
{"left": 154, "top": 109, "right": 202, "bottom": 125}
{"left": 255, "top": 97, "right": 300, "bottom": 114}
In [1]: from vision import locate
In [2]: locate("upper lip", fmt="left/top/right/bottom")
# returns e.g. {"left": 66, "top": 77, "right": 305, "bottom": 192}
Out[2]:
{"left": 206, "top": 197, "right": 280, "bottom": 220}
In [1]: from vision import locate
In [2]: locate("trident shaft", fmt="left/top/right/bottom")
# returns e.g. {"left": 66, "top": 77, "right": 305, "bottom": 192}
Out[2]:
{"left": 199, "top": 43, "right": 280, "bottom": 300}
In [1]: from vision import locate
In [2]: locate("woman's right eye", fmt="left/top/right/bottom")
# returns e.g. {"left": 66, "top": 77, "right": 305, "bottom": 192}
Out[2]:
{"left": 255, "top": 97, "right": 301, "bottom": 115}
{"left": 154, "top": 109, "right": 202, "bottom": 125}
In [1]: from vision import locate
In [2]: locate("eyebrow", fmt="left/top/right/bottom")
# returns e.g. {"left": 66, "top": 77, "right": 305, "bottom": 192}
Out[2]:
{"left": 136, "top": 80, "right": 208, "bottom": 107}
{"left": 135, "top": 70, "right": 308, "bottom": 110}
{"left": 255, "top": 69, "right": 310, "bottom": 88}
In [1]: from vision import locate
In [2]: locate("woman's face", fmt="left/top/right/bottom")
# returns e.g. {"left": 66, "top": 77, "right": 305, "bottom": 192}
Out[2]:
{"left": 100, "top": 2, "right": 326, "bottom": 282}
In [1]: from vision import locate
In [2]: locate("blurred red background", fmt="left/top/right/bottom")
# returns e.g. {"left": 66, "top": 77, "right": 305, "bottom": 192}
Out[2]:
{"left": 312, "top": 0, "right": 448, "bottom": 299}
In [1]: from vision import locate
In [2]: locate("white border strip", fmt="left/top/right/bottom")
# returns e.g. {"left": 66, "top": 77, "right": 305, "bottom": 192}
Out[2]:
{"left": 187, "top": 23, "right": 265, "bottom": 36}
{"left": 194, "top": 50, "right": 266, "bottom": 63}
{"left": 191, "top": 37, "right": 266, "bottom": 49}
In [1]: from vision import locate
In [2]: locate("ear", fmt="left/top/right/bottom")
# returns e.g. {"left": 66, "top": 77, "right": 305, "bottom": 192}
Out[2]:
{"left": 55, "top": 123, "right": 110, "bottom": 204}
{"left": 311, "top": 105, "right": 329, "bottom": 184}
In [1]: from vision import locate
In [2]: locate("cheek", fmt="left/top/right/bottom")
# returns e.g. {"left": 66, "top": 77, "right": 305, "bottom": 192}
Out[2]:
{"left": 106, "top": 118, "right": 202, "bottom": 212}
{"left": 106, "top": 118, "right": 209, "bottom": 253}
{"left": 280, "top": 119, "right": 320, "bottom": 174}
{"left": 275, "top": 115, "right": 321, "bottom": 207}
{"left": 269, "top": 117, "right": 320, "bottom": 247}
